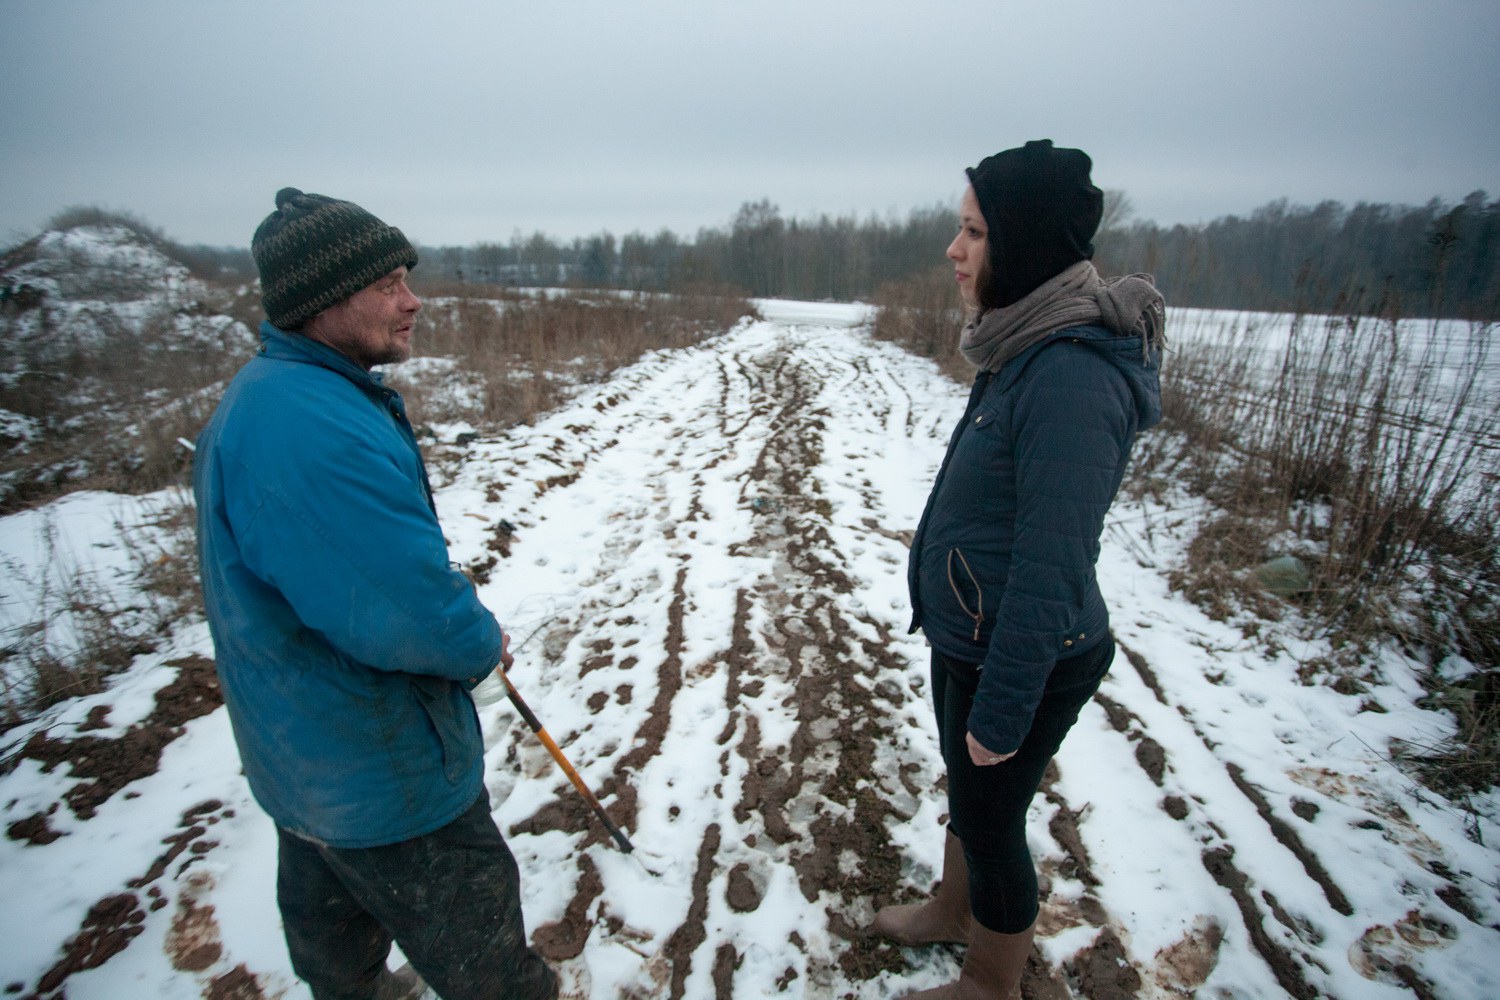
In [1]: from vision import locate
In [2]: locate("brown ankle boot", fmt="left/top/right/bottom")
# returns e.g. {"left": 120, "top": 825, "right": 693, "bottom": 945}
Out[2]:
{"left": 873, "top": 827, "right": 972, "bottom": 946}
{"left": 902, "top": 921, "right": 1035, "bottom": 999}
{"left": 373, "top": 964, "right": 428, "bottom": 1000}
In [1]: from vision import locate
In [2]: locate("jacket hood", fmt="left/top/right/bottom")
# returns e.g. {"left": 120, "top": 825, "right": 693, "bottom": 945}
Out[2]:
{"left": 998, "top": 320, "right": 1164, "bottom": 432}
{"left": 1074, "top": 324, "right": 1163, "bottom": 431}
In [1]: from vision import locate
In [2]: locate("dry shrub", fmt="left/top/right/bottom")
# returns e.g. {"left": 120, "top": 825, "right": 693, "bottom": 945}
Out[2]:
{"left": 0, "top": 305, "right": 256, "bottom": 513}
{"left": 0, "top": 499, "right": 187, "bottom": 731}
{"left": 1167, "top": 309, "right": 1499, "bottom": 656}
{"left": 403, "top": 287, "right": 757, "bottom": 427}
{"left": 1165, "top": 307, "right": 1499, "bottom": 792}
{"left": 868, "top": 266, "right": 970, "bottom": 383}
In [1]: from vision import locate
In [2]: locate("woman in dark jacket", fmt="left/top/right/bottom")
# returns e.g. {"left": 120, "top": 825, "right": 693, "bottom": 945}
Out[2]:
{"left": 873, "top": 140, "right": 1165, "bottom": 999}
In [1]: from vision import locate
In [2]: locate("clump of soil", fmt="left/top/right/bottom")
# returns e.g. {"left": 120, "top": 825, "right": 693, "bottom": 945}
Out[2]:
{"left": 1064, "top": 927, "right": 1143, "bottom": 1000}
{"left": 725, "top": 863, "right": 762, "bottom": 912}
{"left": 6, "top": 806, "right": 63, "bottom": 845}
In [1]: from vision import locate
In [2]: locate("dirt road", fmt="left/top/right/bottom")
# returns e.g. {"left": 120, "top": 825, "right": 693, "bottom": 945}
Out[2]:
{"left": 431, "top": 301, "right": 1492, "bottom": 998}
{"left": 8, "top": 300, "right": 1491, "bottom": 999}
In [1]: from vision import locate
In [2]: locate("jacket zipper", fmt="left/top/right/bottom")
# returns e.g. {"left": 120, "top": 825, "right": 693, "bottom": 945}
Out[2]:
{"left": 946, "top": 548, "right": 984, "bottom": 643}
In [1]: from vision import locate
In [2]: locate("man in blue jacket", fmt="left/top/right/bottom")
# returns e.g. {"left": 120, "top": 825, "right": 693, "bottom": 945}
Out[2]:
{"left": 194, "top": 188, "right": 558, "bottom": 1000}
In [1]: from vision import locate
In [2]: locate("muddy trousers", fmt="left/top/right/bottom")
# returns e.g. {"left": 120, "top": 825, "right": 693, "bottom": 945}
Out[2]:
{"left": 932, "top": 634, "right": 1115, "bottom": 934}
{"left": 276, "top": 795, "right": 558, "bottom": 1000}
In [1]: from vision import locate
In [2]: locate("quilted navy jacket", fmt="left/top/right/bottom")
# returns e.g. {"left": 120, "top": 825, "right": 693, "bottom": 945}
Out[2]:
{"left": 194, "top": 323, "right": 502, "bottom": 847}
{"left": 908, "top": 324, "right": 1162, "bottom": 754}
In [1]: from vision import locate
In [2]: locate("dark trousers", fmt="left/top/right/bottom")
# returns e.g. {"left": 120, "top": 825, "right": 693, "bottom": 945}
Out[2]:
{"left": 932, "top": 634, "right": 1114, "bottom": 933}
{"left": 276, "top": 795, "right": 558, "bottom": 1000}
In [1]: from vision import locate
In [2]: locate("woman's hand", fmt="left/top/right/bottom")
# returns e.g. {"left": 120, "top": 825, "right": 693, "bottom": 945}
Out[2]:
{"left": 967, "top": 731, "right": 1015, "bottom": 767}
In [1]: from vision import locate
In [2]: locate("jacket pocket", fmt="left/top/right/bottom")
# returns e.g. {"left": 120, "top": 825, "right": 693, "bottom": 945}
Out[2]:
{"left": 946, "top": 547, "right": 985, "bottom": 643}
{"left": 409, "top": 676, "right": 470, "bottom": 784}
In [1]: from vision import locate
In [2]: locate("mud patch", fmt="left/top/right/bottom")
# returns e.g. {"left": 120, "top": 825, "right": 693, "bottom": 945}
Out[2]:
{"left": 725, "top": 862, "right": 763, "bottom": 912}
{"left": 16, "top": 655, "right": 222, "bottom": 819}
{"left": 1094, "top": 692, "right": 1166, "bottom": 785}
{"left": 616, "top": 565, "right": 689, "bottom": 777}
{"left": 1154, "top": 916, "right": 1224, "bottom": 994}
{"left": 1064, "top": 927, "right": 1143, "bottom": 1000}
{"left": 1350, "top": 909, "right": 1455, "bottom": 998}
{"left": 1116, "top": 637, "right": 1169, "bottom": 706}
{"left": 25, "top": 893, "right": 147, "bottom": 999}
{"left": 711, "top": 942, "right": 739, "bottom": 999}
{"left": 662, "top": 823, "right": 721, "bottom": 1000}
{"left": 203, "top": 964, "right": 268, "bottom": 1000}
{"left": 1042, "top": 782, "right": 1099, "bottom": 887}
{"left": 166, "top": 872, "right": 224, "bottom": 972}
{"left": 131, "top": 800, "right": 231, "bottom": 887}
{"left": 6, "top": 804, "right": 63, "bottom": 845}
{"left": 1135, "top": 737, "right": 1167, "bottom": 785}
{"left": 534, "top": 855, "right": 604, "bottom": 961}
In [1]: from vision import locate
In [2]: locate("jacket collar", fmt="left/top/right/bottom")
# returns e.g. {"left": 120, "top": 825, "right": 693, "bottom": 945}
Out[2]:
{"left": 258, "top": 321, "right": 390, "bottom": 393}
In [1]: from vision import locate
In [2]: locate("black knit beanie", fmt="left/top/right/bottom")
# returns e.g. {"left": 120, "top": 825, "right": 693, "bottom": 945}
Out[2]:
{"left": 251, "top": 187, "right": 418, "bottom": 330}
{"left": 966, "top": 139, "right": 1103, "bottom": 308}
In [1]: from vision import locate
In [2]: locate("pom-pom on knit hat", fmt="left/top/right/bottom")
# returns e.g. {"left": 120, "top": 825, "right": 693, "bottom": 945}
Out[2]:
{"left": 966, "top": 139, "right": 1103, "bottom": 309}
{"left": 251, "top": 187, "right": 418, "bottom": 330}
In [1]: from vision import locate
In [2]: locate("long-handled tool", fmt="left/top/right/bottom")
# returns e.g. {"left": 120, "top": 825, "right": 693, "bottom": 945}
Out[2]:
{"left": 498, "top": 670, "right": 636, "bottom": 856}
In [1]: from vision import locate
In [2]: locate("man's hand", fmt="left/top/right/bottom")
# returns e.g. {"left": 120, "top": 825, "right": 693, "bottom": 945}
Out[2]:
{"left": 468, "top": 631, "right": 514, "bottom": 688}
{"left": 967, "top": 731, "right": 1015, "bottom": 767}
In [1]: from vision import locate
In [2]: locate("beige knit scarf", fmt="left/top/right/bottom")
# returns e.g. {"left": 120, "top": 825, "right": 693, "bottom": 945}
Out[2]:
{"left": 959, "top": 261, "right": 1167, "bottom": 373}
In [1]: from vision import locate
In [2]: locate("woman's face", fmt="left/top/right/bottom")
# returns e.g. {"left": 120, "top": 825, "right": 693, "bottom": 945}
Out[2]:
{"left": 946, "top": 186, "right": 988, "bottom": 310}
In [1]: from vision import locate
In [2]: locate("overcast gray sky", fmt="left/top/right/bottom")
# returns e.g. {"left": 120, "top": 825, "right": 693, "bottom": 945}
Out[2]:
{"left": 3, "top": 0, "right": 1497, "bottom": 249}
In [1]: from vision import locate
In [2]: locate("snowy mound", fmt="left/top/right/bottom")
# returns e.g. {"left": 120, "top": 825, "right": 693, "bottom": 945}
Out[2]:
{"left": 0, "top": 223, "right": 255, "bottom": 360}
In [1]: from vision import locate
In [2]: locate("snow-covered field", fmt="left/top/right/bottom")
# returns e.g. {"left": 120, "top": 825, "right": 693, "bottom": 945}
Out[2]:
{"left": 2, "top": 300, "right": 1497, "bottom": 999}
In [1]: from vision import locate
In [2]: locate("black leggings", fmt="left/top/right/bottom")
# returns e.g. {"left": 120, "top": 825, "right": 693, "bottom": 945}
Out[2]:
{"left": 932, "top": 634, "right": 1114, "bottom": 933}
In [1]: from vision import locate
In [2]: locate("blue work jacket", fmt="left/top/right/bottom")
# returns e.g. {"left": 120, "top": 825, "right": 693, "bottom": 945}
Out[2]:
{"left": 194, "top": 323, "right": 501, "bottom": 847}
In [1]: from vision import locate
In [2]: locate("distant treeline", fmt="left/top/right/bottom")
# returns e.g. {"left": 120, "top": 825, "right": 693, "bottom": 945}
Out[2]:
{"left": 416, "top": 191, "right": 1499, "bottom": 320}
{"left": 1094, "top": 191, "right": 1499, "bottom": 320}
{"left": 81, "top": 190, "right": 1499, "bottom": 320}
{"left": 416, "top": 198, "right": 956, "bottom": 304}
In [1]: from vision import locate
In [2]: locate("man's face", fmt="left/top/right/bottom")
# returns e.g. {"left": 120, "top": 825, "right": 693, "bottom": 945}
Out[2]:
{"left": 303, "top": 267, "right": 420, "bottom": 369}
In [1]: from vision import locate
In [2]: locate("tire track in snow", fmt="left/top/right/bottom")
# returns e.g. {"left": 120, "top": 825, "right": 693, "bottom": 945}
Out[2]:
{"left": 1053, "top": 620, "right": 1467, "bottom": 999}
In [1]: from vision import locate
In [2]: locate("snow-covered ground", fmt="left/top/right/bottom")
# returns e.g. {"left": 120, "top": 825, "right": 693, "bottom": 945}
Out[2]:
{"left": 2, "top": 300, "right": 1496, "bottom": 999}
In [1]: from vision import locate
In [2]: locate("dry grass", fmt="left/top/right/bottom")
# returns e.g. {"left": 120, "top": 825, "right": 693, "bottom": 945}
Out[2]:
{"left": 400, "top": 286, "right": 758, "bottom": 427}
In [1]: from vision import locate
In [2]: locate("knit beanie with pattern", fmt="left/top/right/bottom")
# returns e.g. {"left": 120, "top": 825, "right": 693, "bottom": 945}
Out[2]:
{"left": 966, "top": 140, "right": 1103, "bottom": 309}
{"left": 251, "top": 187, "right": 418, "bottom": 330}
